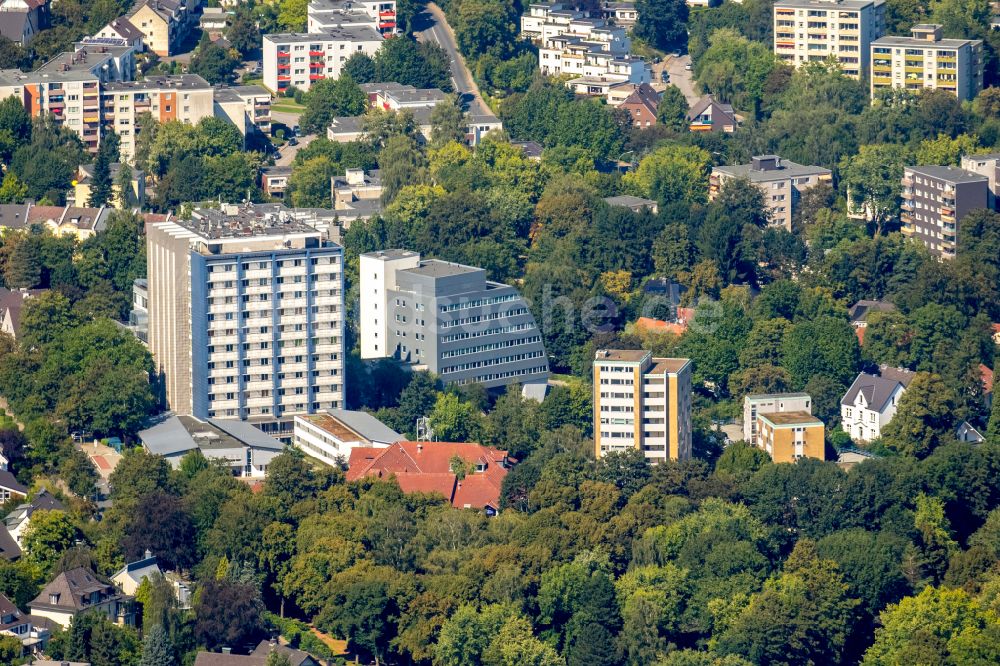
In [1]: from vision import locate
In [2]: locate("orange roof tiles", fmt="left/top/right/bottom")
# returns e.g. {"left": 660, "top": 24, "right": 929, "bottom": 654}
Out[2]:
{"left": 346, "top": 441, "right": 510, "bottom": 510}
{"left": 981, "top": 363, "right": 994, "bottom": 394}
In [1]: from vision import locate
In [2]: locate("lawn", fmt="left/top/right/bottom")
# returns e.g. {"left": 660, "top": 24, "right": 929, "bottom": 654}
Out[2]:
{"left": 272, "top": 99, "right": 306, "bottom": 115}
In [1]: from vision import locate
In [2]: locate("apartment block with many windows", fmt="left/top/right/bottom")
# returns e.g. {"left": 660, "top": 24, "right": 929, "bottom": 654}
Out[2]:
{"left": 901, "top": 165, "right": 988, "bottom": 259}
{"left": 710, "top": 155, "right": 832, "bottom": 231}
{"left": 773, "top": 0, "right": 885, "bottom": 79}
{"left": 757, "top": 411, "right": 825, "bottom": 463}
{"left": 146, "top": 203, "right": 345, "bottom": 439}
{"left": 960, "top": 152, "right": 1000, "bottom": 210}
{"left": 263, "top": 26, "right": 384, "bottom": 93}
{"left": 871, "top": 24, "right": 982, "bottom": 101}
{"left": 359, "top": 250, "right": 549, "bottom": 392}
{"left": 593, "top": 349, "right": 692, "bottom": 463}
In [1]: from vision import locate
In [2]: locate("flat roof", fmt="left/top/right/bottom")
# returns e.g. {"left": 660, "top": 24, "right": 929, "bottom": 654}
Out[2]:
{"left": 873, "top": 35, "right": 980, "bottom": 48}
{"left": 595, "top": 349, "right": 650, "bottom": 362}
{"left": 715, "top": 158, "right": 831, "bottom": 182}
{"left": 264, "top": 25, "right": 383, "bottom": 43}
{"left": 774, "top": 0, "right": 882, "bottom": 9}
{"left": 403, "top": 259, "right": 482, "bottom": 278}
{"left": 649, "top": 358, "right": 690, "bottom": 375}
{"left": 759, "top": 410, "right": 823, "bottom": 426}
{"left": 182, "top": 204, "right": 321, "bottom": 239}
{"left": 746, "top": 392, "right": 811, "bottom": 400}
{"left": 362, "top": 249, "right": 419, "bottom": 260}
{"left": 906, "top": 165, "right": 988, "bottom": 184}
{"left": 604, "top": 195, "right": 657, "bottom": 208}
{"left": 104, "top": 74, "right": 211, "bottom": 92}
{"left": 300, "top": 409, "right": 401, "bottom": 444}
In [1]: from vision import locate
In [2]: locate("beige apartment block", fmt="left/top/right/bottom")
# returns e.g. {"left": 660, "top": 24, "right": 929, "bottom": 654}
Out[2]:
{"left": 871, "top": 24, "right": 982, "bottom": 101}
{"left": 593, "top": 349, "right": 692, "bottom": 463}
{"left": 774, "top": 0, "right": 886, "bottom": 79}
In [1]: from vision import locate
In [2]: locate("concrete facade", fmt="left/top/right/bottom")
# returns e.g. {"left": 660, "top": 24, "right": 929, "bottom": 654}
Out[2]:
{"left": 901, "top": 165, "right": 988, "bottom": 259}
{"left": 711, "top": 155, "right": 832, "bottom": 231}
{"left": 263, "top": 26, "right": 383, "bottom": 93}
{"left": 146, "top": 204, "right": 345, "bottom": 438}
{"left": 871, "top": 24, "right": 983, "bottom": 101}
{"left": 757, "top": 411, "right": 825, "bottom": 463}
{"left": 743, "top": 393, "right": 812, "bottom": 446}
{"left": 360, "top": 250, "right": 549, "bottom": 391}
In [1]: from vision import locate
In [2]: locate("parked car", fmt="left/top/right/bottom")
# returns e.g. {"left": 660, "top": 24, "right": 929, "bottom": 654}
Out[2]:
{"left": 685, "top": 63, "right": 692, "bottom": 71}
{"left": 288, "top": 137, "right": 298, "bottom": 146}
{"left": 660, "top": 71, "right": 670, "bottom": 83}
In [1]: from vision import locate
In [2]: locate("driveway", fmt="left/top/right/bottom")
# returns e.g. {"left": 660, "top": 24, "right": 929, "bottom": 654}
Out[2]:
{"left": 274, "top": 133, "right": 316, "bottom": 167}
{"left": 413, "top": 2, "right": 499, "bottom": 122}
{"left": 652, "top": 54, "right": 699, "bottom": 105}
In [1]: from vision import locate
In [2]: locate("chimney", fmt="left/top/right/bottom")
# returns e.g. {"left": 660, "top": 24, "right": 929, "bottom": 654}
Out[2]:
{"left": 417, "top": 442, "right": 423, "bottom": 452}
{"left": 144, "top": 549, "right": 152, "bottom": 559}
{"left": 751, "top": 155, "right": 780, "bottom": 171}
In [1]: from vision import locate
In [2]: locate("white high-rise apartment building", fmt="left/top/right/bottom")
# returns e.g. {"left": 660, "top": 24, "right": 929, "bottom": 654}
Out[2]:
{"left": 773, "top": 0, "right": 886, "bottom": 79}
{"left": 593, "top": 349, "right": 692, "bottom": 463}
{"left": 146, "top": 204, "right": 345, "bottom": 439}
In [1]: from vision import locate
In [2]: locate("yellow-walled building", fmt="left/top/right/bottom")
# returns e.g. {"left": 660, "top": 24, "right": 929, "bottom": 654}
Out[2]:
{"left": 756, "top": 411, "right": 825, "bottom": 463}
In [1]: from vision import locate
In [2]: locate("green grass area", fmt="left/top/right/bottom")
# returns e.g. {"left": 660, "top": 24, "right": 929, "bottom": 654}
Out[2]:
{"left": 272, "top": 99, "right": 306, "bottom": 115}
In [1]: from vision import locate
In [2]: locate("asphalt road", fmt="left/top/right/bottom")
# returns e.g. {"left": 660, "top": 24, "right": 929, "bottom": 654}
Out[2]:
{"left": 413, "top": 2, "right": 499, "bottom": 121}
{"left": 274, "top": 132, "right": 316, "bottom": 166}
{"left": 652, "top": 54, "right": 699, "bottom": 105}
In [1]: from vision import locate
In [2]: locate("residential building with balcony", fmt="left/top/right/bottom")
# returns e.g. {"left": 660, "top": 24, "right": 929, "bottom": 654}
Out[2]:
{"left": 0, "top": 43, "right": 135, "bottom": 152}
{"left": 757, "top": 411, "right": 825, "bottom": 463}
{"left": 102, "top": 74, "right": 214, "bottom": 160}
{"left": 521, "top": 3, "right": 585, "bottom": 41}
{"left": 687, "top": 94, "right": 738, "bottom": 133}
{"left": 743, "top": 393, "right": 812, "bottom": 446}
{"left": 593, "top": 349, "right": 692, "bottom": 463}
{"left": 901, "top": 165, "right": 988, "bottom": 259}
{"left": 307, "top": 0, "right": 397, "bottom": 36}
{"left": 29, "top": 567, "right": 133, "bottom": 629}
{"left": 263, "top": 25, "right": 384, "bottom": 93}
{"left": 600, "top": 0, "right": 637, "bottom": 26}
{"left": 360, "top": 250, "right": 549, "bottom": 393}
{"left": 960, "top": 152, "right": 1000, "bottom": 210}
{"left": 212, "top": 84, "right": 272, "bottom": 139}
{"left": 710, "top": 155, "right": 832, "bottom": 231}
{"left": 773, "top": 0, "right": 886, "bottom": 79}
{"left": 870, "top": 24, "right": 982, "bottom": 101}
{"left": 146, "top": 203, "right": 345, "bottom": 439}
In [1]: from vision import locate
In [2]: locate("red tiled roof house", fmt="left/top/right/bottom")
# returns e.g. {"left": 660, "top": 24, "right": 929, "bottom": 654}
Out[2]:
{"left": 346, "top": 441, "right": 511, "bottom": 514}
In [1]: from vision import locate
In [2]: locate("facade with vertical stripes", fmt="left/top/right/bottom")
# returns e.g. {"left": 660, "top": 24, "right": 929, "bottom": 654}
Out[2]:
{"left": 593, "top": 349, "right": 692, "bottom": 463}
{"left": 146, "top": 204, "right": 345, "bottom": 439}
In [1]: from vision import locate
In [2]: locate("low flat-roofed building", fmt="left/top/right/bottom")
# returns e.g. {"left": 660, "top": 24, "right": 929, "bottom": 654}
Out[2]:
{"left": 756, "top": 410, "right": 825, "bottom": 463}
{"left": 743, "top": 392, "right": 812, "bottom": 446}
{"left": 603, "top": 195, "right": 658, "bottom": 214}
{"left": 138, "top": 415, "right": 285, "bottom": 477}
{"left": 293, "top": 408, "right": 402, "bottom": 466}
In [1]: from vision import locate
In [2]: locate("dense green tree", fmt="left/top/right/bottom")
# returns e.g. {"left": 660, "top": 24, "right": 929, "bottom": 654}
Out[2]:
{"left": 193, "top": 578, "right": 265, "bottom": 651}
{"left": 840, "top": 144, "right": 910, "bottom": 234}
{"left": 863, "top": 586, "right": 1000, "bottom": 665}
{"left": 634, "top": 0, "right": 689, "bottom": 50}
{"left": 189, "top": 41, "right": 239, "bottom": 84}
{"left": 226, "top": 9, "right": 260, "bottom": 58}
{"left": 656, "top": 85, "right": 689, "bottom": 131}
{"left": 881, "top": 373, "right": 957, "bottom": 458}
{"left": 375, "top": 37, "right": 452, "bottom": 91}
{"left": 301, "top": 76, "right": 367, "bottom": 134}
{"left": 343, "top": 52, "right": 377, "bottom": 83}
{"left": 716, "top": 540, "right": 859, "bottom": 666}
{"left": 22, "top": 509, "right": 79, "bottom": 574}
{"left": 139, "top": 623, "right": 174, "bottom": 666}
{"left": 452, "top": 0, "right": 518, "bottom": 59}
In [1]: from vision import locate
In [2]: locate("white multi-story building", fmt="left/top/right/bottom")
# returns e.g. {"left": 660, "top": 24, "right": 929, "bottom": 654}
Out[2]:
{"left": 308, "top": 0, "right": 397, "bottom": 35}
{"left": 360, "top": 250, "right": 549, "bottom": 393}
{"left": 870, "top": 24, "right": 983, "bottom": 101}
{"left": 526, "top": 3, "right": 649, "bottom": 93}
{"left": 146, "top": 203, "right": 345, "bottom": 439}
{"left": 293, "top": 408, "right": 402, "bottom": 467}
{"left": 773, "top": 0, "right": 886, "bottom": 79}
{"left": 840, "top": 366, "right": 914, "bottom": 442}
{"left": 593, "top": 349, "right": 692, "bottom": 463}
{"left": 743, "top": 393, "right": 812, "bottom": 446}
{"left": 263, "top": 26, "right": 384, "bottom": 93}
